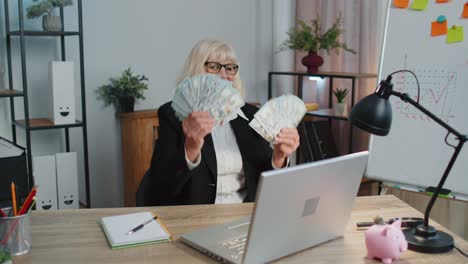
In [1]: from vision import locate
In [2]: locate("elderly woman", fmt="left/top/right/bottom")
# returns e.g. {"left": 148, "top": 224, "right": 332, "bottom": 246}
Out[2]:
{"left": 144, "top": 39, "right": 299, "bottom": 205}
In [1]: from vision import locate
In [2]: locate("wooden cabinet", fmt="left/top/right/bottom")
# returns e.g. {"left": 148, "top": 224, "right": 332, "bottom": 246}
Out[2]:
{"left": 119, "top": 109, "right": 158, "bottom": 207}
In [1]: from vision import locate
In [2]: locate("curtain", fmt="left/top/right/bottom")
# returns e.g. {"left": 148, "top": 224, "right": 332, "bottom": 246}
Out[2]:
{"left": 272, "top": 0, "right": 296, "bottom": 97}
{"left": 295, "top": 0, "right": 386, "bottom": 153}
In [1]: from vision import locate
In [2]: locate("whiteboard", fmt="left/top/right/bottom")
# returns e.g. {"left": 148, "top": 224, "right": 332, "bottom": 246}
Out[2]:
{"left": 367, "top": 0, "right": 468, "bottom": 198}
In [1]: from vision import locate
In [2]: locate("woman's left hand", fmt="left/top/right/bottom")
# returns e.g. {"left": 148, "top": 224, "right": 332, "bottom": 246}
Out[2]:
{"left": 272, "top": 128, "right": 300, "bottom": 168}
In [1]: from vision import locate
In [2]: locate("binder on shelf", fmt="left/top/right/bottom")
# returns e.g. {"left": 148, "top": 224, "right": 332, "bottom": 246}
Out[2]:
{"left": 0, "top": 137, "right": 28, "bottom": 201}
{"left": 56, "top": 152, "right": 79, "bottom": 209}
{"left": 48, "top": 61, "right": 76, "bottom": 125}
{"left": 33, "top": 155, "right": 58, "bottom": 210}
{"left": 32, "top": 152, "right": 78, "bottom": 210}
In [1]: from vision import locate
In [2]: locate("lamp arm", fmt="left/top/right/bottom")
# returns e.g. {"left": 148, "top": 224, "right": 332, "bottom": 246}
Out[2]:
{"left": 421, "top": 139, "right": 465, "bottom": 226}
{"left": 391, "top": 91, "right": 464, "bottom": 138}
{"left": 391, "top": 90, "right": 467, "bottom": 227}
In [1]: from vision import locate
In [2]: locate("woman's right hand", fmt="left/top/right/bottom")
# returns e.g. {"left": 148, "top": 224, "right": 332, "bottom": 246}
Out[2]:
{"left": 182, "top": 112, "right": 215, "bottom": 162}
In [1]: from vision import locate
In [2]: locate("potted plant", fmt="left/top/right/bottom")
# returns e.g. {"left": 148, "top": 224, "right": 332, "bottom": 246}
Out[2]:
{"left": 333, "top": 88, "right": 348, "bottom": 115}
{"left": 26, "top": 0, "right": 73, "bottom": 32}
{"left": 96, "top": 68, "right": 149, "bottom": 113}
{"left": 280, "top": 15, "right": 357, "bottom": 73}
{"left": 0, "top": 249, "right": 12, "bottom": 264}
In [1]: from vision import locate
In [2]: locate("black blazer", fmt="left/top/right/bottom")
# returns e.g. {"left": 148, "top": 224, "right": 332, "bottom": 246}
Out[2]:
{"left": 144, "top": 102, "right": 273, "bottom": 206}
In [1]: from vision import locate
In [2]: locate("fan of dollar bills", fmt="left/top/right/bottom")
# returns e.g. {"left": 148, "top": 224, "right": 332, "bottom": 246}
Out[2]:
{"left": 171, "top": 74, "right": 245, "bottom": 122}
{"left": 249, "top": 94, "right": 307, "bottom": 143}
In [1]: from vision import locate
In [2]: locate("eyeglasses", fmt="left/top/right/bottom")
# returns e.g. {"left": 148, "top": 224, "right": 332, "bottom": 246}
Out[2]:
{"left": 204, "top": 62, "right": 239, "bottom": 75}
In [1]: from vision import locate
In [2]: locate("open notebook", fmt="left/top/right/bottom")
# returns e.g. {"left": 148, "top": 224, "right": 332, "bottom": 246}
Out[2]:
{"left": 100, "top": 212, "right": 171, "bottom": 249}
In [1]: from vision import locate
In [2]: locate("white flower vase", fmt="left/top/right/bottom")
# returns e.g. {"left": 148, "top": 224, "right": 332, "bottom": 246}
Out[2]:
{"left": 42, "top": 15, "right": 62, "bottom": 32}
{"left": 333, "top": 102, "right": 347, "bottom": 115}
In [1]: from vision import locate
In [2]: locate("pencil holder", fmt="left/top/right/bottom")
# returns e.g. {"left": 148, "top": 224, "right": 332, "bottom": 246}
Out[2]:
{"left": 0, "top": 209, "right": 31, "bottom": 256}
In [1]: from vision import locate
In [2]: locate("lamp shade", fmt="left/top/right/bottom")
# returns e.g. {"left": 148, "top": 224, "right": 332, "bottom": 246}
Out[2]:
{"left": 349, "top": 93, "right": 392, "bottom": 136}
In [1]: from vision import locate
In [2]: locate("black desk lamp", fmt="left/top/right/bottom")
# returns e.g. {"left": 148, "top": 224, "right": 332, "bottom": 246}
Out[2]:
{"left": 349, "top": 70, "right": 467, "bottom": 253}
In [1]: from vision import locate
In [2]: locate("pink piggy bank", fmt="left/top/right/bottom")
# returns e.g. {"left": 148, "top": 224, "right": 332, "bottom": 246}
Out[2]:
{"left": 365, "top": 220, "right": 408, "bottom": 264}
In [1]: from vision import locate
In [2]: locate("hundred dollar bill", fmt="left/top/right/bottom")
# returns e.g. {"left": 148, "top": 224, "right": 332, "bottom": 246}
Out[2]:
{"left": 249, "top": 94, "right": 307, "bottom": 143}
{"left": 172, "top": 74, "right": 244, "bottom": 123}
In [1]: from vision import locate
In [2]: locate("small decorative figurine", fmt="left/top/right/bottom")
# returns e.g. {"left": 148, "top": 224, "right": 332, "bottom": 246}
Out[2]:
{"left": 365, "top": 216, "right": 408, "bottom": 264}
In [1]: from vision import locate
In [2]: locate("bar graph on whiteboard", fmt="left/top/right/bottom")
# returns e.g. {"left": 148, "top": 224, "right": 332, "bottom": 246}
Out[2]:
{"left": 391, "top": 57, "right": 457, "bottom": 122}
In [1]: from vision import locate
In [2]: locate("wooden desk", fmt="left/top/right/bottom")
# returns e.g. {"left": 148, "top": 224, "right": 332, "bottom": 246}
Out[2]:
{"left": 13, "top": 195, "right": 468, "bottom": 263}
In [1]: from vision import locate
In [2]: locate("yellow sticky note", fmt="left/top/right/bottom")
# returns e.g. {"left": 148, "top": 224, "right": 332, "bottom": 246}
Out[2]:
{"left": 411, "top": 0, "right": 429, "bottom": 10}
{"left": 447, "top": 26, "right": 464, "bottom": 43}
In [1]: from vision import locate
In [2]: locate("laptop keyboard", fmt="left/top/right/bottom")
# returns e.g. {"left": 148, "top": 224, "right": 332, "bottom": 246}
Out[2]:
{"left": 219, "top": 234, "right": 248, "bottom": 256}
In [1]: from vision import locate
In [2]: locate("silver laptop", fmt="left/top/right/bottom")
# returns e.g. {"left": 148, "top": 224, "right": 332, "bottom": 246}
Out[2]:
{"left": 180, "top": 151, "right": 369, "bottom": 264}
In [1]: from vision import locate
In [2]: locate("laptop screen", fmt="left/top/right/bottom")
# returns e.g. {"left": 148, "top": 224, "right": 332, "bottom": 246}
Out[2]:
{"left": 243, "top": 151, "right": 368, "bottom": 263}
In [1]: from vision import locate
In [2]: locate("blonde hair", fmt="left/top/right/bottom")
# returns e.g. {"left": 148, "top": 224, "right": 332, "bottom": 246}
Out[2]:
{"left": 177, "top": 39, "right": 245, "bottom": 97}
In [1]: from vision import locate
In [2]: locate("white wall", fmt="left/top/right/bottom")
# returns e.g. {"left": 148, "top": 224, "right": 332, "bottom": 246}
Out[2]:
{"left": 0, "top": 0, "right": 294, "bottom": 207}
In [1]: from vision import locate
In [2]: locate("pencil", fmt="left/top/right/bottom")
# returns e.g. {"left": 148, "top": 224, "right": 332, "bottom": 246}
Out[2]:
{"left": 154, "top": 214, "right": 172, "bottom": 240}
{"left": 27, "top": 197, "right": 37, "bottom": 213}
{"left": 18, "top": 186, "right": 37, "bottom": 215}
{"left": 11, "top": 182, "right": 18, "bottom": 216}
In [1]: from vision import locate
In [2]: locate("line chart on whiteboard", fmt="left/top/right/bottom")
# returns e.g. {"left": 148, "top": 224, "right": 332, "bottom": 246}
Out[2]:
{"left": 391, "top": 55, "right": 457, "bottom": 122}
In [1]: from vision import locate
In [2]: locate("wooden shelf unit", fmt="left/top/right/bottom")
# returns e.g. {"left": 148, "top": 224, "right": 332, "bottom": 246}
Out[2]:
{"left": 3, "top": 0, "right": 91, "bottom": 207}
{"left": 307, "top": 108, "right": 348, "bottom": 121}
{"left": 268, "top": 71, "right": 377, "bottom": 154}
{"left": 0, "top": 89, "right": 23, "bottom": 97}
{"left": 8, "top": 30, "right": 80, "bottom": 36}
{"left": 13, "top": 119, "right": 83, "bottom": 130}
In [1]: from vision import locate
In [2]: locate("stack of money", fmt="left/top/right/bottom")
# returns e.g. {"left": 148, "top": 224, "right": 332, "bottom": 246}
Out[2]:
{"left": 249, "top": 94, "right": 306, "bottom": 143}
{"left": 172, "top": 74, "right": 245, "bottom": 123}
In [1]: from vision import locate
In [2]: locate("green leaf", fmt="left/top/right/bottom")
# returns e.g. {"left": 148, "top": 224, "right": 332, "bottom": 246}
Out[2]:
{"left": 95, "top": 68, "right": 149, "bottom": 108}
{"left": 279, "top": 14, "right": 357, "bottom": 55}
{"left": 26, "top": 0, "right": 73, "bottom": 19}
{"left": 333, "top": 88, "right": 348, "bottom": 103}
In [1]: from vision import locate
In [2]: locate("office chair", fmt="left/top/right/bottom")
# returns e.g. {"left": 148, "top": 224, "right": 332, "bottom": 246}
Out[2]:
{"left": 297, "top": 121, "right": 338, "bottom": 163}
{"left": 297, "top": 122, "right": 314, "bottom": 163}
